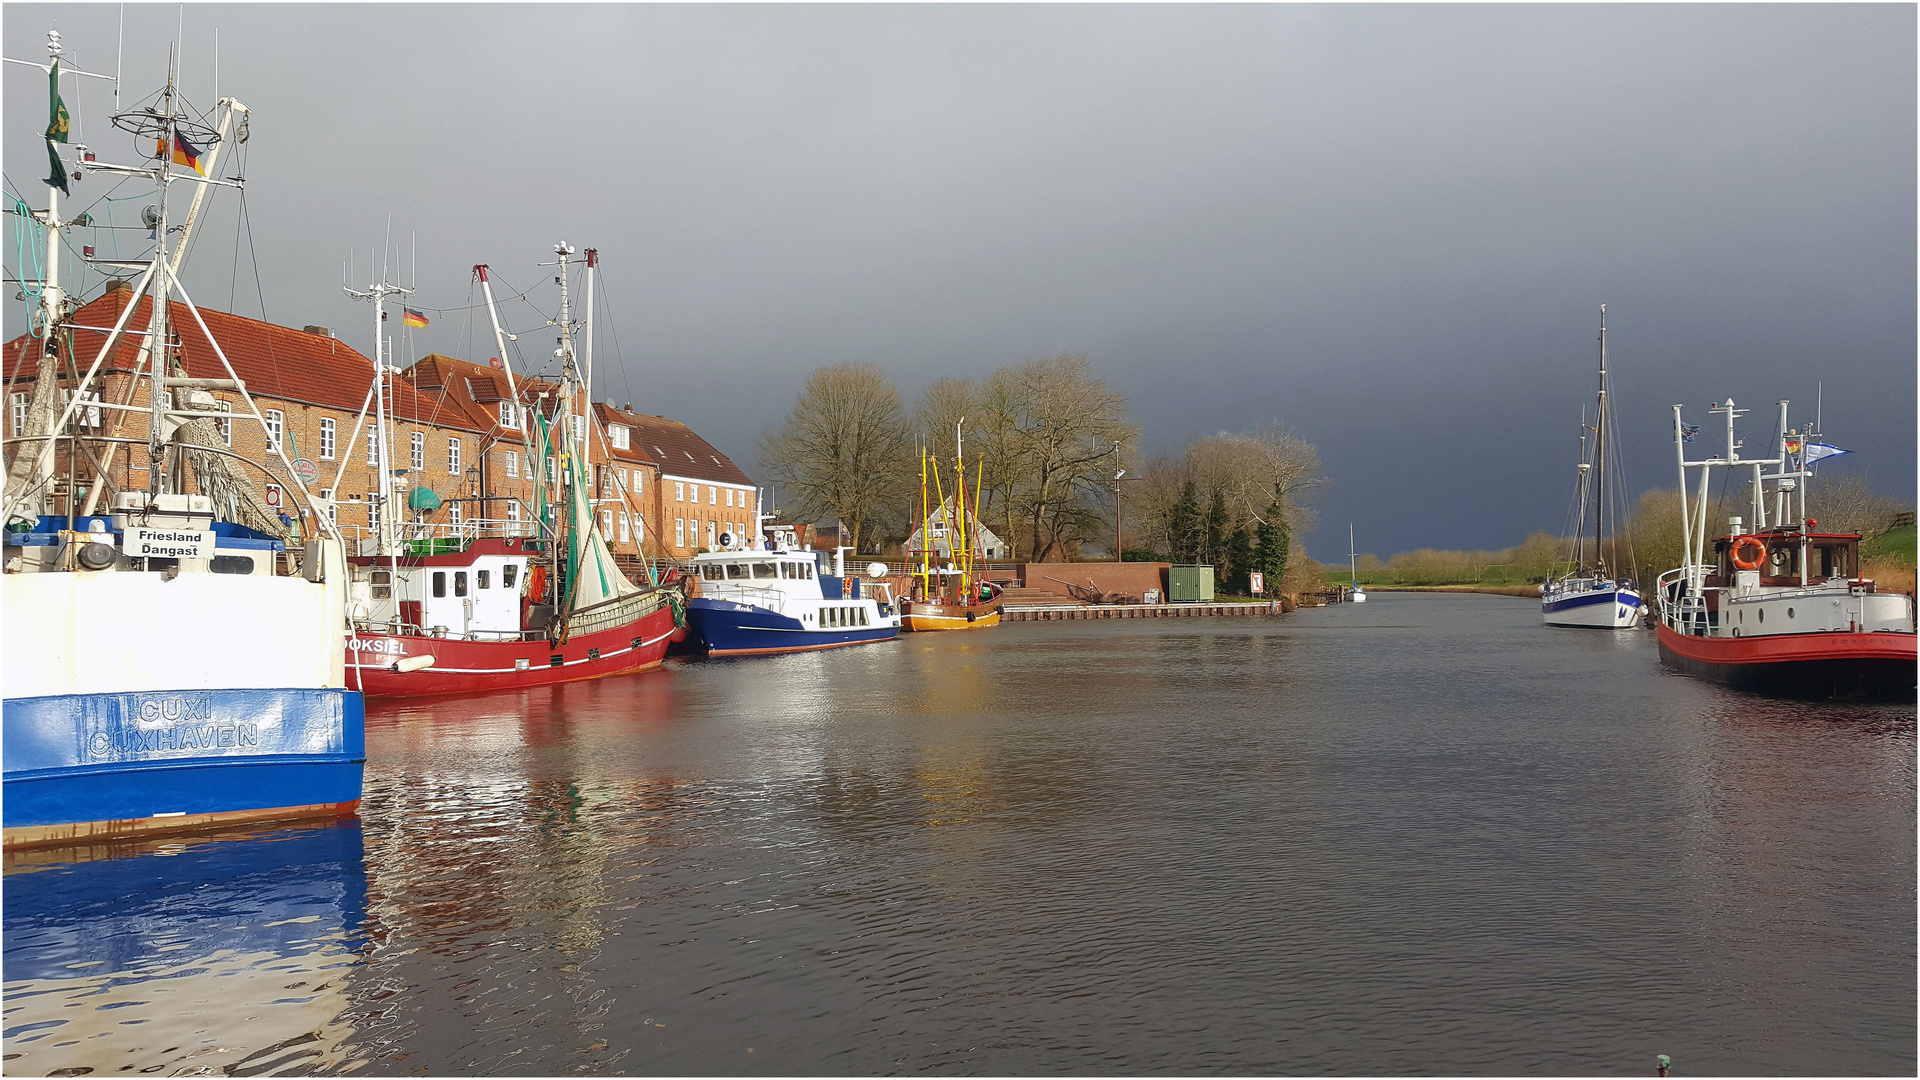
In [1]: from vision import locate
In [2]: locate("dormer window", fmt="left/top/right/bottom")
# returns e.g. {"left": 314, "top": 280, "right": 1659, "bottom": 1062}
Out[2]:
{"left": 610, "top": 424, "right": 630, "bottom": 450}
{"left": 499, "top": 401, "right": 518, "bottom": 428}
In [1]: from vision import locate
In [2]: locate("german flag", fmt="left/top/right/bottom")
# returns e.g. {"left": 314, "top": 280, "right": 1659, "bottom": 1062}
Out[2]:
{"left": 157, "top": 131, "right": 206, "bottom": 176}
{"left": 402, "top": 307, "right": 429, "bottom": 329}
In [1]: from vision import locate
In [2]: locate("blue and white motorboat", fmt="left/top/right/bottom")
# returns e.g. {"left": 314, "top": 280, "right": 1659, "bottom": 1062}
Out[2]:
{"left": 1544, "top": 306, "right": 1643, "bottom": 629}
{"left": 2, "top": 38, "right": 363, "bottom": 849}
{"left": 684, "top": 539, "right": 901, "bottom": 656}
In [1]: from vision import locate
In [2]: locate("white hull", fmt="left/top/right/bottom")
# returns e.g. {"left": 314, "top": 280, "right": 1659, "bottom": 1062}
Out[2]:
{"left": 1542, "top": 580, "right": 1642, "bottom": 629}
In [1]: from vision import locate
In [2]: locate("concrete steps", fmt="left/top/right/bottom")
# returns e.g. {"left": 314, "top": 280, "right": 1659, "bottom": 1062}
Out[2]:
{"left": 998, "top": 587, "right": 1089, "bottom": 609}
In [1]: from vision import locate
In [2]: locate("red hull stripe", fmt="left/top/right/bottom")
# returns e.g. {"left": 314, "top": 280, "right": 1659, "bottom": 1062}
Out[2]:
{"left": 1655, "top": 623, "right": 1916, "bottom": 665}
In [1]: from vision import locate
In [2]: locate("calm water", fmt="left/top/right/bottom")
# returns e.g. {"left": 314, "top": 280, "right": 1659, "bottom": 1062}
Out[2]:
{"left": 5, "top": 593, "right": 1914, "bottom": 1075}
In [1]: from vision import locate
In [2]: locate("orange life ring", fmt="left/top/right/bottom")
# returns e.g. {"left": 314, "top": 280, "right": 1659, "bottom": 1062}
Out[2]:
{"left": 1730, "top": 535, "right": 1767, "bottom": 571}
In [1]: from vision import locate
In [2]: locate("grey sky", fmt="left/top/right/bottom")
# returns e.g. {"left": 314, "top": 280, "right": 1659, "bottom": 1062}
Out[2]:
{"left": 6, "top": 4, "right": 1913, "bottom": 559}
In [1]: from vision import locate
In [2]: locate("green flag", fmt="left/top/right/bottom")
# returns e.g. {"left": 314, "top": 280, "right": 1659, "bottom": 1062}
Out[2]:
{"left": 44, "top": 140, "right": 68, "bottom": 195}
{"left": 45, "top": 60, "right": 69, "bottom": 143}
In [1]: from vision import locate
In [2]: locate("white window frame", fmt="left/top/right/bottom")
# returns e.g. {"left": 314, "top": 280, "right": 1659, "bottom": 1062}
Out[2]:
{"left": 213, "top": 400, "right": 231, "bottom": 446}
{"left": 619, "top": 511, "right": 630, "bottom": 543}
{"left": 318, "top": 416, "right": 335, "bottom": 459}
{"left": 634, "top": 514, "right": 644, "bottom": 542}
{"left": 450, "top": 502, "right": 464, "bottom": 527}
{"left": 610, "top": 424, "right": 629, "bottom": 450}
{"left": 506, "top": 500, "right": 521, "bottom": 532}
{"left": 676, "top": 518, "right": 685, "bottom": 548}
{"left": 726, "top": 488, "right": 734, "bottom": 508}
{"left": 499, "top": 401, "right": 517, "bottom": 429}
{"left": 410, "top": 431, "right": 425, "bottom": 471}
{"left": 448, "top": 437, "right": 461, "bottom": 474}
{"left": 367, "top": 425, "right": 379, "bottom": 465}
{"left": 264, "top": 409, "right": 285, "bottom": 452}
{"left": 9, "top": 392, "right": 27, "bottom": 436}
{"left": 601, "top": 509, "right": 614, "bottom": 539}
{"left": 504, "top": 449, "right": 519, "bottom": 478}
{"left": 709, "top": 485, "right": 716, "bottom": 506}
{"left": 320, "top": 488, "right": 337, "bottom": 525}
{"left": 707, "top": 520, "right": 716, "bottom": 547}
{"left": 546, "top": 456, "right": 557, "bottom": 486}
{"left": 675, "top": 481, "right": 684, "bottom": 503}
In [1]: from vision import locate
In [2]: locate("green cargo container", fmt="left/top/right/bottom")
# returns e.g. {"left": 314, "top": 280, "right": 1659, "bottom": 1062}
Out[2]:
{"left": 1168, "top": 564, "right": 1214, "bottom": 602}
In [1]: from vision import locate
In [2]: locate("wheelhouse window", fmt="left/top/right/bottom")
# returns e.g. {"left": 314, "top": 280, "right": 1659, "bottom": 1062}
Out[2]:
{"left": 725, "top": 563, "right": 749, "bottom": 580}
{"left": 432, "top": 571, "right": 446, "bottom": 598}
{"left": 454, "top": 571, "right": 468, "bottom": 597}
{"left": 502, "top": 564, "right": 519, "bottom": 589}
{"left": 702, "top": 564, "right": 725, "bottom": 581}
{"left": 478, "top": 569, "right": 491, "bottom": 589}
{"left": 751, "top": 562, "right": 776, "bottom": 579}
{"left": 372, "top": 568, "right": 393, "bottom": 600}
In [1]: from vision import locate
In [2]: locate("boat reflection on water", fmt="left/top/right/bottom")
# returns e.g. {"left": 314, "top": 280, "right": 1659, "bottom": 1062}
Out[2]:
{"left": 2, "top": 821, "right": 371, "bottom": 1076}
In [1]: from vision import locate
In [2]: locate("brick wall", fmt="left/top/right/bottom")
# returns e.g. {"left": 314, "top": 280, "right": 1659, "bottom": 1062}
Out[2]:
{"left": 1017, "top": 562, "right": 1172, "bottom": 602}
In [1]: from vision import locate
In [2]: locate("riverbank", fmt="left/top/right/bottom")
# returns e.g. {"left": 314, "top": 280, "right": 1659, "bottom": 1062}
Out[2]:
{"left": 1368, "top": 584, "right": 1539, "bottom": 598}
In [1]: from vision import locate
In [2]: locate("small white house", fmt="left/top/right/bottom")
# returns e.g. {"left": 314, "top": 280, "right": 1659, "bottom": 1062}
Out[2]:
{"left": 904, "top": 496, "right": 1007, "bottom": 560}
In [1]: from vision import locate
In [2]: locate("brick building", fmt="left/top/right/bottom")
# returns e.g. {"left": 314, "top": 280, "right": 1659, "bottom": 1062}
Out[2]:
{"left": 396, "top": 354, "right": 756, "bottom": 565}
{"left": 2, "top": 281, "right": 483, "bottom": 541}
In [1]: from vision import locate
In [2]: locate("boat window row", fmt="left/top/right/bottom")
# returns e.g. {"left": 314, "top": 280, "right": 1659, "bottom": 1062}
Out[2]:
{"left": 702, "top": 560, "right": 814, "bottom": 582}
{"left": 823, "top": 606, "right": 869, "bottom": 628}
{"left": 429, "top": 563, "right": 520, "bottom": 598}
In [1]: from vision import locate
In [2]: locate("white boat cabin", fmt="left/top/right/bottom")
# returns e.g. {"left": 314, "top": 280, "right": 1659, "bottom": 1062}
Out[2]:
{"left": 350, "top": 547, "right": 535, "bottom": 640}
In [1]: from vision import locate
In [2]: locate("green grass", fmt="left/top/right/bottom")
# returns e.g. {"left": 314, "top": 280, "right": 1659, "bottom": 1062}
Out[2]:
{"left": 1319, "top": 563, "right": 1570, "bottom": 588}
{"left": 1863, "top": 524, "right": 1916, "bottom": 566}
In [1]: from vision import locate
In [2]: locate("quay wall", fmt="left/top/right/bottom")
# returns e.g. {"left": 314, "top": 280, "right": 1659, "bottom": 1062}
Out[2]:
{"left": 1002, "top": 601, "right": 1279, "bottom": 621}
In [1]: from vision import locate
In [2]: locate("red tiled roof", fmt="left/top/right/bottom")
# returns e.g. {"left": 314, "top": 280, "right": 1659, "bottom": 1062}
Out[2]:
{"left": 623, "top": 412, "right": 753, "bottom": 487}
{"left": 591, "top": 403, "right": 661, "bottom": 469}
{"left": 401, "top": 353, "right": 569, "bottom": 439}
{"left": 3, "top": 284, "right": 475, "bottom": 432}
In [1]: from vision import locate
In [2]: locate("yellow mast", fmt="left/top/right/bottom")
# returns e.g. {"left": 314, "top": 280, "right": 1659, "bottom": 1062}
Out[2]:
{"left": 930, "top": 456, "right": 951, "bottom": 601}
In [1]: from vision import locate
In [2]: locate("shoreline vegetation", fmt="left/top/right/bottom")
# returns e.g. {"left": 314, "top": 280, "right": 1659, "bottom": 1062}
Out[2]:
{"left": 1324, "top": 492, "right": 1914, "bottom": 598}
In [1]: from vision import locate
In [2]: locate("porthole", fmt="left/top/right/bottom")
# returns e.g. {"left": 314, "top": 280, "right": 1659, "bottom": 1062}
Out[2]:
{"left": 1787, "top": 607, "right": 1795, "bottom": 619}
{"left": 1757, "top": 608, "right": 1765, "bottom": 624}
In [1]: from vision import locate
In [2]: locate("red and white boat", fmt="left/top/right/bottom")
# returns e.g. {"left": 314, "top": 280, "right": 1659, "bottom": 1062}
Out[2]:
{"left": 344, "top": 538, "right": 682, "bottom": 698}
{"left": 340, "top": 243, "right": 682, "bottom": 698}
{"left": 1654, "top": 399, "right": 1915, "bottom": 698}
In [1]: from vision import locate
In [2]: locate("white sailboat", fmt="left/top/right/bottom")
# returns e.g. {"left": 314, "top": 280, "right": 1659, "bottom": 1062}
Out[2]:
{"left": 1346, "top": 524, "right": 1366, "bottom": 602}
{"left": 1543, "top": 306, "right": 1642, "bottom": 628}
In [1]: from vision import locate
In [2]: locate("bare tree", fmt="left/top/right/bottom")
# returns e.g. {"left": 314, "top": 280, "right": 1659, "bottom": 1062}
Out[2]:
{"left": 756, "top": 364, "right": 911, "bottom": 554}
{"left": 914, "top": 378, "right": 977, "bottom": 455}
{"left": 997, "top": 352, "right": 1136, "bottom": 562}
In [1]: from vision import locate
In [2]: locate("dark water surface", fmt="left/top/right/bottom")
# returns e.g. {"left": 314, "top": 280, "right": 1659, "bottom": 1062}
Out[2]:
{"left": 6, "top": 593, "right": 1914, "bottom": 1075}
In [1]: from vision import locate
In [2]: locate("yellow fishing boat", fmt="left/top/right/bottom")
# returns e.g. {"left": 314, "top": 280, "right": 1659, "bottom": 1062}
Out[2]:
{"left": 900, "top": 431, "right": 1003, "bottom": 632}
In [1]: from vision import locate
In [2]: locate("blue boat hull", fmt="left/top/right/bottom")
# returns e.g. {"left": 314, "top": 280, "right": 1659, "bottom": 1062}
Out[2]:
{"left": 3, "top": 688, "right": 365, "bottom": 847}
{"left": 685, "top": 598, "right": 899, "bottom": 656}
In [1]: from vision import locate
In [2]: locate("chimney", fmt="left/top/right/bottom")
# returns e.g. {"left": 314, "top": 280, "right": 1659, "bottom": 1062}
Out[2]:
{"left": 104, "top": 278, "right": 133, "bottom": 296}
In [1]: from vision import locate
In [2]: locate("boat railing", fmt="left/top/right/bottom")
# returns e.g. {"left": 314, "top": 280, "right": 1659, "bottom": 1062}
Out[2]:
{"left": 350, "top": 619, "right": 553, "bottom": 644}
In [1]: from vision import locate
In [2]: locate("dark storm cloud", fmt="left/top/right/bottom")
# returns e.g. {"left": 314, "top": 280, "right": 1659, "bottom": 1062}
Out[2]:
{"left": 6, "top": 4, "right": 1912, "bottom": 557}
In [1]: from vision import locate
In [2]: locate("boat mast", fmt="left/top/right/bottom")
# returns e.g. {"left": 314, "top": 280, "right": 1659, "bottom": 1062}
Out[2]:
{"left": 344, "top": 234, "right": 411, "bottom": 597}
{"left": 1591, "top": 305, "right": 1607, "bottom": 578}
{"left": 1349, "top": 523, "right": 1357, "bottom": 589}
